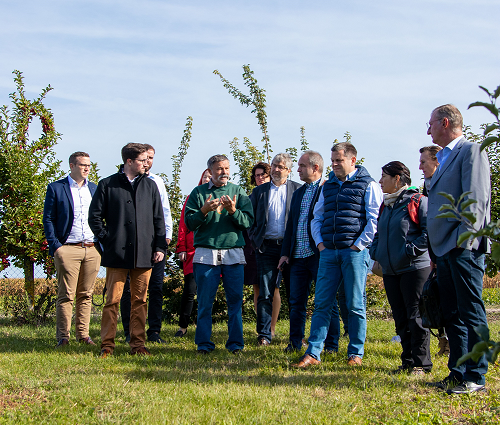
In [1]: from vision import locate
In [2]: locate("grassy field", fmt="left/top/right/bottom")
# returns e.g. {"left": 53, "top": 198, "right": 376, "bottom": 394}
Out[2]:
{"left": 0, "top": 316, "right": 499, "bottom": 424}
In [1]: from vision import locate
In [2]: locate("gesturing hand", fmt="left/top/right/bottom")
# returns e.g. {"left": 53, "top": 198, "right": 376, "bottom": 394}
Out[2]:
{"left": 200, "top": 194, "right": 221, "bottom": 215}
{"left": 220, "top": 194, "right": 237, "bottom": 215}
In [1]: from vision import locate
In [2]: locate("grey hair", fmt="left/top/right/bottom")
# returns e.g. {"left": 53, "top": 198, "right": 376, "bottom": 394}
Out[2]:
{"left": 272, "top": 153, "right": 293, "bottom": 170}
{"left": 302, "top": 150, "right": 324, "bottom": 174}
{"left": 207, "top": 154, "right": 229, "bottom": 170}
{"left": 432, "top": 104, "right": 463, "bottom": 131}
{"left": 331, "top": 142, "right": 357, "bottom": 158}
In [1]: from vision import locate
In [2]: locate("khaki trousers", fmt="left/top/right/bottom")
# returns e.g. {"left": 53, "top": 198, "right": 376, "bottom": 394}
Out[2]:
{"left": 54, "top": 245, "right": 101, "bottom": 341}
{"left": 100, "top": 267, "right": 152, "bottom": 353}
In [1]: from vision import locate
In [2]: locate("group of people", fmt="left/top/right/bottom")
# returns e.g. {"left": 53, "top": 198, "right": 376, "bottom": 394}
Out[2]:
{"left": 42, "top": 103, "right": 491, "bottom": 395}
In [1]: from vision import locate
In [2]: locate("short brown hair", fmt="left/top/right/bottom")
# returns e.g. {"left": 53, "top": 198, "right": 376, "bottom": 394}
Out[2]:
{"left": 432, "top": 104, "right": 463, "bottom": 131}
{"left": 331, "top": 142, "right": 357, "bottom": 158}
{"left": 121, "top": 143, "right": 147, "bottom": 163}
{"left": 419, "top": 145, "right": 442, "bottom": 161}
{"left": 251, "top": 162, "right": 271, "bottom": 185}
{"left": 143, "top": 144, "right": 155, "bottom": 152}
{"left": 69, "top": 152, "right": 89, "bottom": 165}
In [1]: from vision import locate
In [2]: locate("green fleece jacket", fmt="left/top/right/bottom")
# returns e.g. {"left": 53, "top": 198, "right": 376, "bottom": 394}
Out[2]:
{"left": 184, "top": 182, "right": 254, "bottom": 249}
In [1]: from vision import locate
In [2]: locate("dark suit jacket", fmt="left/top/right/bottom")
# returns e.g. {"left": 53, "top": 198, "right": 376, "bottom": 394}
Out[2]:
{"left": 280, "top": 182, "right": 322, "bottom": 260}
{"left": 249, "top": 180, "right": 302, "bottom": 251}
{"left": 427, "top": 137, "right": 491, "bottom": 257}
{"left": 43, "top": 176, "right": 98, "bottom": 256}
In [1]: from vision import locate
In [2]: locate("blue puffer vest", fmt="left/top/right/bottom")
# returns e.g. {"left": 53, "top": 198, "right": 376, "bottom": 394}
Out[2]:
{"left": 320, "top": 166, "right": 374, "bottom": 249}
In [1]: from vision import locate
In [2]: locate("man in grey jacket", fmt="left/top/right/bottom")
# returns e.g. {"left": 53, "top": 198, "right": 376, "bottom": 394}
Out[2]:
{"left": 425, "top": 104, "right": 490, "bottom": 394}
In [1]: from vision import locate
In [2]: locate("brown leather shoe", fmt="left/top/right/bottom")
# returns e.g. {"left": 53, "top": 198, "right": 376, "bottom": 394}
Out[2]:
{"left": 100, "top": 348, "right": 112, "bottom": 358}
{"left": 55, "top": 338, "right": 69, "bottom": 348}
{"left": 258, "top": 338, "right": 270, "bottom": 346}
{"left": 79, "top": 337, "right": 96, "bottom": 346}
{"left": 292, "top": 354, "right": 321, "bottom": 368}
{"left": 347, "top": 355, "right": 362, "bottom": 366}
{"left": 131, "top": 346, "right": 151, "bottom": 356}
{"left": 437, "top": 337, "right": 450, "bottom": 357}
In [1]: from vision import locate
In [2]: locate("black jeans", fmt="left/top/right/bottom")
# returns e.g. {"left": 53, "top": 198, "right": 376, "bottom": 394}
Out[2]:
{"left": 178, "top": 273, "right": 197, "bottom": 329}
{"left": 383, "top": 267, "right": 432, "bottom": 370}
{"left": 120, "top": 256, "right": 166, "bottom": 339}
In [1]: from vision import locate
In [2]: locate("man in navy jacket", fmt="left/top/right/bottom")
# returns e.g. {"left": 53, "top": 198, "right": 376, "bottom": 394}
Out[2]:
{"left": 43, "top": 152, "right": 101, "bottom": 347}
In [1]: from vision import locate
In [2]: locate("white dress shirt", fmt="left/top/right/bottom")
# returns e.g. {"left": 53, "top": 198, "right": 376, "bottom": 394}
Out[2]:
{"left": 65, "top": 175, "right": 95, "bottom": 244}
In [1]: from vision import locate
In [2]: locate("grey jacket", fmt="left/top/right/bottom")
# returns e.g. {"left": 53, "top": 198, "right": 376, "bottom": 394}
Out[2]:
{"left": 427, "top": 137, "right": 490, "bottom": 257}
{"left": 369, "top": 189, "right": 430, "bottom": 275}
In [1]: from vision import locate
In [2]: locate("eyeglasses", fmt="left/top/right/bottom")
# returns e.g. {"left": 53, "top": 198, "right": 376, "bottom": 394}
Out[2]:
{"left": 76, "top": 164, "right": 91, "bottom": 169}
{"left": 255, "top": 172, "right": 269, "bottom": 179}
{"left": 271, "top": 164, "right": 288, "bottom": 171}
{"left": 135, "top": 158, "right": 148, "bottom": 163}
{"left": 426, "top": 118, "right": 442, "bottom": 130}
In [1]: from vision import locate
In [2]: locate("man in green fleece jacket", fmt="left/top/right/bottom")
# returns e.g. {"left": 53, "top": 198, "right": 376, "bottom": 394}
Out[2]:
{"left": 185, "top": 154, "right": 254, "bottom": 354}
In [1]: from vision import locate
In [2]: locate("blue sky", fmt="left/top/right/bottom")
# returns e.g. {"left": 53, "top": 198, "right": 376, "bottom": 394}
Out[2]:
{"left": 1, "top": 0, "right": 499, "bottom": 193}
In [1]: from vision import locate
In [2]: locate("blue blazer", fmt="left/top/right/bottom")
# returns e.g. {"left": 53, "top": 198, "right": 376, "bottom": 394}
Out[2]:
{"left": 43, "top": 176, "right": 97, "bottom": 256}
{"left": 248, "top": 180, "right": 302, "bottom": 251}
{"left": 280, "top": 182, "right": 322, "bottom": 259}
{"left": 427, "top": 137, "right": 491, "bottom": 257}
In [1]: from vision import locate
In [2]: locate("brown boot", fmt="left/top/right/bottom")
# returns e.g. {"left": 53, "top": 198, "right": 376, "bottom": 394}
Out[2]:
{"left": 437, "top": 336, "right": 450, "bottom": 356}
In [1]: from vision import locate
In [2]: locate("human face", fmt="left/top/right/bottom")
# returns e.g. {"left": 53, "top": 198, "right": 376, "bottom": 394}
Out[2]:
{"left": 331, "top": 150, "right": 356, "bottom": 181}
{"left": 210, "top": 160, "right": 230, "bottom": 187}
{"left": 69, "top": 156, "right": 91, "bottom": 182}
{"left": 129, "top": 152, "right": 148, "bottom": 176}
{"left": 379, "top": 171, "right": 400, "bottom": 194}
{"left": 254, "top": 167, "right": 270, "bottom": 186}
{"left": 426, "top": 112, "right": 446, "bottom": 147}
{"left": 419, "top": 151, "right": 439, "bottom": 179}
{"left": 297, "top": 154, "right": 319, "bottom": 184}
{"left": 271, "top": 161, "right": 291, "bottom": 186}
{"left": 201, "top": 170, "right": 212, "bottom": 184}
{"left": 144, "top": 149, "right": 155, "bottom": 173}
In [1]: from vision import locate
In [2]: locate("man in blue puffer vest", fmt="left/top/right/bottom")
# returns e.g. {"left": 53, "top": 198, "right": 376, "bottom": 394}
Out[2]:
{"left": 293, "top": 142, "right": 383, "bottom": 368}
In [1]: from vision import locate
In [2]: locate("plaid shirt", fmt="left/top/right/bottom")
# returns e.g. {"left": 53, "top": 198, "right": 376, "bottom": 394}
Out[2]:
{"left": 293, "top": 178, "right": 321, "bottom": 258}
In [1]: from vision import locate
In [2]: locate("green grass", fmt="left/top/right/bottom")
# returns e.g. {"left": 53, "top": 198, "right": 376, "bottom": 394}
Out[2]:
{"left": 0, "top": 318, "right": 499, "bottom": 424}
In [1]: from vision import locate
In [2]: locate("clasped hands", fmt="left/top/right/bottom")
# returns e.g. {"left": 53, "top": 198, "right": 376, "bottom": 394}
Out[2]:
{"left": 201, "top": 194, "right": 237, "bottom": 215}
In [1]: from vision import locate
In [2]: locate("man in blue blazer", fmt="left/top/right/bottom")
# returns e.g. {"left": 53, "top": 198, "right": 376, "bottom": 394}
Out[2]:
{"left": 426, "top": 104, "right": 491, "bottom": 394}
{"left": 249, "top": 153, "right": 301, "bottom": 346}
{"left": 43, "top": 152, "right": 101, "bottom": 347}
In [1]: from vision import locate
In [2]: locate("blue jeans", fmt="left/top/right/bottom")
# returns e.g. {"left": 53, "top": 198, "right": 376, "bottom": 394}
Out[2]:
{"left": 306, "top": 247, "right": 369, "bottom": 361}
{"left": 193, "top": 263, "right": 244, "bottom": 352}
{"left": 436, "top": 248, "right": 488, "bottom": 385}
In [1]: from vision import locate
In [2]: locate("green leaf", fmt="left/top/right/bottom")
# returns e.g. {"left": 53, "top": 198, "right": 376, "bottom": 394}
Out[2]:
{"left": 468, "top": 101, "right": 499, "bottom": 118}
{"left": 468, "top": 101, "right": 491, "bottom": 109}
{"left": 438, "top": 203, "right": 454, "bottom": 212}
{"left": 437, "top": 192, "right": 455, "bottom": 204}
{"left": 484, "top": 123, "right": 499, "bottom": 135}
{"left": 460, "top": 198, "right": 477, "bottom": 210}
{"left": 457, "top": 231, "right": 473, "bottom": 247}
{"left": 491, "top": 344, "right": 500, "bottom": 364}
{"left": 491, "top": 242, "right": 500, "bottom": 264}
{"left": 474, "top": 325, "right": 490, "bottom": 342}
{"left": 435, "top": 212, "right": 458, "bottom": 219}
{"left": 457, "top": 191, "right": 472, "bottom": 205}
{"left": 478, "top": 86, "right": 492, "bottom": 97}
{"left": 461, "top": 212, "right": 477, "bottom": 224}
{"left": 494, "top": 85, "right": 500, "bottom": 99}
{"left": 480, "top": 135, "right": 500, "bottom": 151}
{"left": 456, "top": 352, "right": 474, "bottom": 367}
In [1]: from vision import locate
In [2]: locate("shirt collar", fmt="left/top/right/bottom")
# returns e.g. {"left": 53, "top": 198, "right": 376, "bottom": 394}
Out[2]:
{"left": 306, "top": 177, "right": 321, "bottom": 187}
{"left": 443, "top": 135, "right": 462, "bottom": 152}
{"left": 68, "top": 174, "right": 88, "bottom": 188}
{"left": 208, "top": 179, "right": 227, "bottom": 189}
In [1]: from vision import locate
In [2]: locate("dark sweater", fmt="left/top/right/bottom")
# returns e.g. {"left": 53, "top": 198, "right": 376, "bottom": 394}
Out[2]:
{"left": 184, "top": 182, "right": 254, "bottom": 249}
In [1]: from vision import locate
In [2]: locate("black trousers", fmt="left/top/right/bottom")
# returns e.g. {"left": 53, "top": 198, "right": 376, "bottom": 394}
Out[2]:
{"left": 120, "top": 256, "right": 166, "bottom": 339}
{"left": 178, "top": 273, "right": 197, "bottom": 329}
{"left": 383, "top": 267, "right": 432, "bottom": 370}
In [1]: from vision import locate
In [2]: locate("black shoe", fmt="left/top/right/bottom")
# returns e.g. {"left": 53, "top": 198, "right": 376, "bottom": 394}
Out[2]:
{"left": 390, "top": 364, "right": 413, "bottom": 375}
{"left": 148, "top": 332, "right": 166, "bottom": 344}
{"left": 197, "top": 349, "right": 210, "bottom": 355}
{"left": 174, "top": 329, "right": 187, "bottom": 338}
{"left": 125, "top": 335, "right": 131, "bottom": 343}
{"left": 284, "top": 344, "right": 300, "bottom": 353}
{"left": 425, "top": 376, "right": 459, "bottom": 390}
{"left": 231, "top": 349, "right": 242, "bottom": 355}
{"left": 55, "top": 338, "right": 69, "bottom": 348}
{"left": 446, "top": 382, "right": 486, "bottom": 395}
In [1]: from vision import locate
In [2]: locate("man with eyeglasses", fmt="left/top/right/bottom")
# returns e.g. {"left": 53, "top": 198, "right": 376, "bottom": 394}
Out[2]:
{"left": 249, "top": 153, "right": 301, "bottom": 346}
{"left": 89, "top": 143, "right": 166, "bottom": 357}
{"left": 43, "top": 152, "right": 101, "bottom": 348}
{"left": 425, "top": 104, "right": 491, "bottom": 395}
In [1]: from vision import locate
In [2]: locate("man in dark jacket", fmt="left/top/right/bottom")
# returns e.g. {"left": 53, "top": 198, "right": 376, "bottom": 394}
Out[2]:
{"left": 249, "top": 153, "right": 301, "bottom": 346}
{"left": 89, "top": 143, "right": 166, "bottom": 357}
{"left": 293, "top": 142, "right": 383, "bottom": 368}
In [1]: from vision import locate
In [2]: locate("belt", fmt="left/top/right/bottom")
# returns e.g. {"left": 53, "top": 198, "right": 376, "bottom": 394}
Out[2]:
{"left": 65, "top": 242, "right": 95, "bottom": 248}
{"left": 264, "top": 238, "right": 283, "bottom": 246}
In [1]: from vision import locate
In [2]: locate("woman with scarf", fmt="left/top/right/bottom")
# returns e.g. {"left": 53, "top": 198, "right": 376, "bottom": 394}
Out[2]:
{"left": 370, "top": 161, "right": 432, "bottom": 375}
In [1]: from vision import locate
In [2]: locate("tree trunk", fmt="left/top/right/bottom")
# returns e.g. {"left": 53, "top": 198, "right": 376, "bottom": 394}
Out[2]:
{"left": 23, "top": 256, "right": 35, "bottom": 310}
